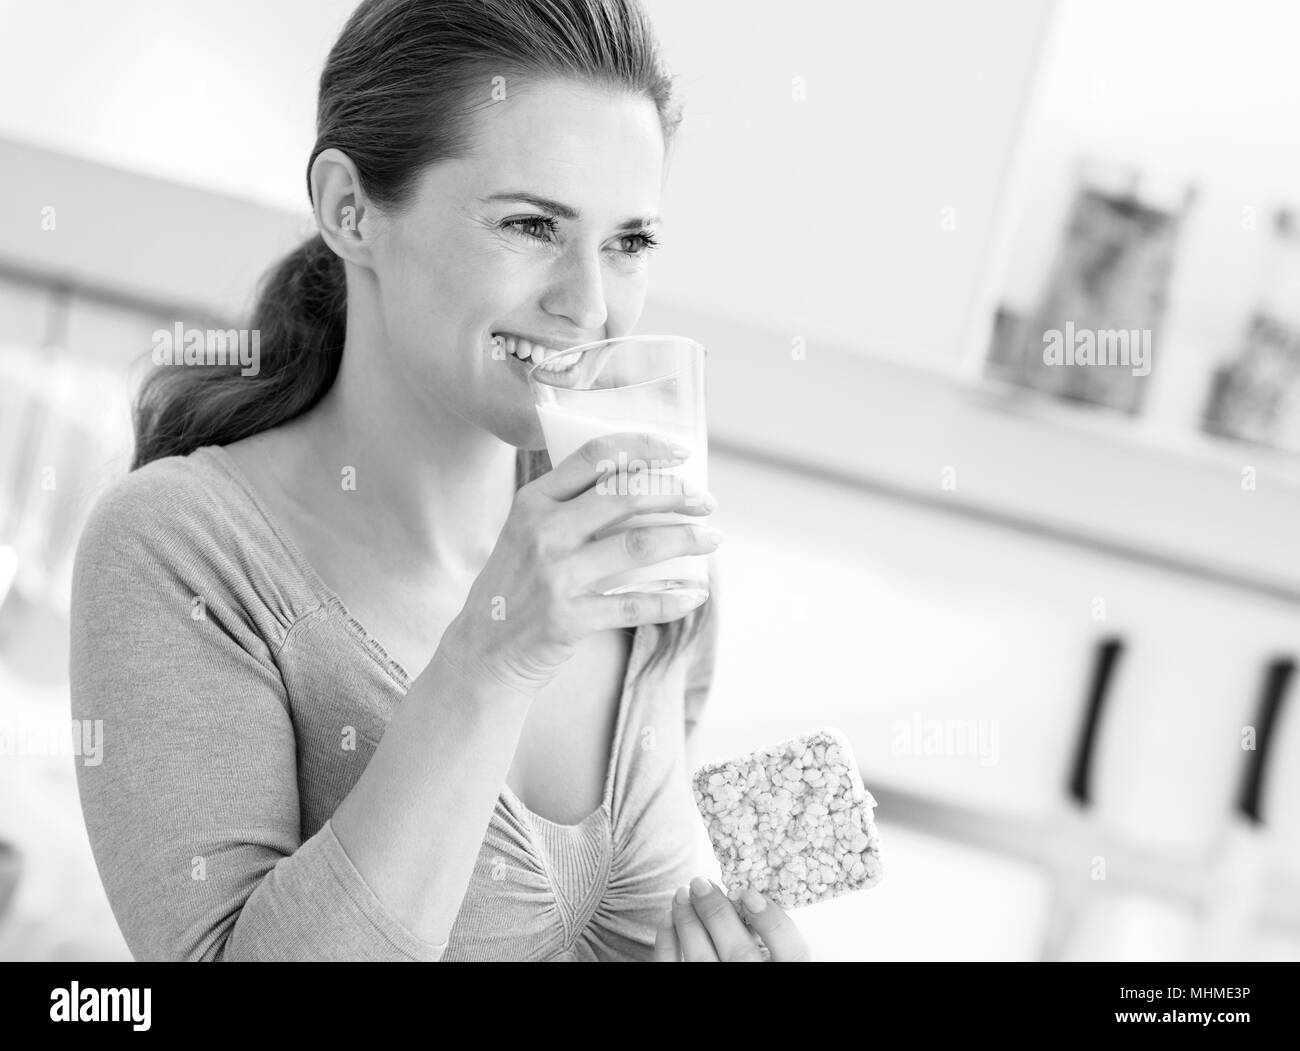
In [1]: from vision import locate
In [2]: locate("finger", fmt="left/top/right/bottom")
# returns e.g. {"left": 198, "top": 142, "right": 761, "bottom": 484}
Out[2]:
{"left": 564, "top": 521, "right": 722, "bottom": 592}
{"left": 652, "top": 907, "right": 681, "bottom": 962}
{"left": 670, "top": 884, "right": 719, "bottom": 961}
{"left": 529, "top": 432, "right": 688, "bottom": 503}
{"left": 577, "top": 587, "right": 711, "bottom": 632}
{"left": 737, "top": 889, "right": 812, "bottom": 962}
{"left": 687, "top": 877, "right": 767, "bottom": 962}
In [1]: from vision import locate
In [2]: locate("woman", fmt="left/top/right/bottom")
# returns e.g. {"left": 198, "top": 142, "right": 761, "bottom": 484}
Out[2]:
{"left": 70, "top": 0, "right": 809, "bottom": 962}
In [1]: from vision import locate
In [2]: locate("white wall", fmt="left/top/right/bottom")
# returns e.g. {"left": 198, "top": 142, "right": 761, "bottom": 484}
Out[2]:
{"left": 643, "top": 0, "right": 1054, "bottom": 369}
{"left": 0, "top": 0, "right": 354, "bottom": 212}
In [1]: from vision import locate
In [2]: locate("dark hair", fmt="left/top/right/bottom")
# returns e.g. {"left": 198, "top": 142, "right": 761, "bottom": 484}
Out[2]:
{"left": 131, "top": 0, "right": 706, "bottom": 685}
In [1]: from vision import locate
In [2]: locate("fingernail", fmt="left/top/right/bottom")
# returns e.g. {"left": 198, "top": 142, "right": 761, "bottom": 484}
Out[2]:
{"left": 705, "top": 527, "right": 725, "bottom": 545}
{"left": 674, "top": 885, "right": 691, "bottom": 905}
{"left": 701, "top": 493, "right": 718, "bottom": 511}
{"left": 742, "top": 889, "right": 766, "bottom": 913}
{"left": 689, "top": 876, "right": 712, "bottom": 897}
{"left": 670, "top": 443, "right": 691, "bottom": 459}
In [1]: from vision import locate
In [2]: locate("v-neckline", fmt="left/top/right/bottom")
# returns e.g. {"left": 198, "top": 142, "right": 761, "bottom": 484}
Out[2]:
{"left": 198, "top": 442, "right": 647, "bottom": 828}
{"left": 499, "top": 623, "right": 644, "bottom": 831}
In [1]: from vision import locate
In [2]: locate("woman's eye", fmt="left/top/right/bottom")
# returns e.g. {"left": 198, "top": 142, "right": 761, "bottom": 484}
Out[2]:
{"left": 616, "top": 232, "right": 661, "bottom": 257}
{"left": 502, "top": 216, "right": 559, "bottom": 242}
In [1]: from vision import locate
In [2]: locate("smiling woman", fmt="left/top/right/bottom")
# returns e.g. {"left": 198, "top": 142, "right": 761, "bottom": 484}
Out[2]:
{"left": 69, "top": 0, "right": 806, "bottom": 963}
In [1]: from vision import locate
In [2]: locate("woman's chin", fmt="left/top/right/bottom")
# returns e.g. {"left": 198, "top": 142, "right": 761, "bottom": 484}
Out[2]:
{"left": 487, "top": 408, "right": 547, "bottom": 454}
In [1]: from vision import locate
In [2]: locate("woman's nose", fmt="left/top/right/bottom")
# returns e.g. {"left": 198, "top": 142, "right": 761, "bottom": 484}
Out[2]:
{"left": 540, "top": 250, "right": 608, "bottom": 333}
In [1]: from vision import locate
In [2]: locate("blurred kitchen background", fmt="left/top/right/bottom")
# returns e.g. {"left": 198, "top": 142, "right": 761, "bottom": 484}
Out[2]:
{"left": 2, "top": 0, "right": 1299, "bottom": 961}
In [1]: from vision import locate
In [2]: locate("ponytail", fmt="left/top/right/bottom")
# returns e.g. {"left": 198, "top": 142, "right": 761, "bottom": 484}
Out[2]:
{"left": 131, "top": 234, "right": 346, "bottom": 470}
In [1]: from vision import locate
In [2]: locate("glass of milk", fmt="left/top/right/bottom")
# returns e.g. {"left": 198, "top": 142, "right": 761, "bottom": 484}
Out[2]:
{"left": 526, "top": 334, "right": 709, "bottom": 598}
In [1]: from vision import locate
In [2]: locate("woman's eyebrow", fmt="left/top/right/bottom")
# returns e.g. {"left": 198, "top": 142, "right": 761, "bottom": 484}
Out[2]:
{"left": 479, "top": 191, "right": 659, "bottom": 230}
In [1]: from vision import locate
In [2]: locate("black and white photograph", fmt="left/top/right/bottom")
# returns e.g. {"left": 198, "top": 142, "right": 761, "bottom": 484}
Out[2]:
{"left": 0, "top": 0, "right": 1297, "bottom": 1009}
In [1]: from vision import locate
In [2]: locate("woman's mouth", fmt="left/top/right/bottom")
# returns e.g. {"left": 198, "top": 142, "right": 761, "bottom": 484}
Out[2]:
{"left": 492, "top": 333, "right": 581, "bottom": 375}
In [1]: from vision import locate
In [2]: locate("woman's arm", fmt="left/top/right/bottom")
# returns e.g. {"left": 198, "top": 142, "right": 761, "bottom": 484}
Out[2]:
{"left": 326, "top": 627, "right": 533, "bottom": 947}
{"left": 69, "top": 471, "right": 531, "bottom": 961}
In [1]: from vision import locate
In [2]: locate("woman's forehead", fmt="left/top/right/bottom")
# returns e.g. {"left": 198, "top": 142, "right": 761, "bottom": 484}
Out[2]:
{"left": 449, "top": 81, "right": 666, "bottom": 205}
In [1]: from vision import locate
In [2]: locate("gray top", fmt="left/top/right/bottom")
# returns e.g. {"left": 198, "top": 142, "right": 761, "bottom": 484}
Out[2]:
{"left": 69, "top": 444, "right": 717, "bottom": 961}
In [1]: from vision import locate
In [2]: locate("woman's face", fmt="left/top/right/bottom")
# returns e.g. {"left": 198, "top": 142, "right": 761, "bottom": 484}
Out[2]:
{"left": 367, "top": 78, "right": 668, "bottom": 449}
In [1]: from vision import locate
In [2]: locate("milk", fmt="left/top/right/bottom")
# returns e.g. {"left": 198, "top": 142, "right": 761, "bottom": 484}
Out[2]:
{"left": 536, "top": 401, "right": 709, "bottom": 595}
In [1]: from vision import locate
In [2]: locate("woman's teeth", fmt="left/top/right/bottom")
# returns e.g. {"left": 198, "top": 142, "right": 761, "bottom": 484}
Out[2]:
{"left": 492, "top": 334, "right": 573, "bottom": 371}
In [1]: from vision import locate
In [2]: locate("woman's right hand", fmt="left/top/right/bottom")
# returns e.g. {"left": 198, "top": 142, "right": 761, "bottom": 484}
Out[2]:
{"left": 442, "top": 432, "right": 720, "bottom": 699}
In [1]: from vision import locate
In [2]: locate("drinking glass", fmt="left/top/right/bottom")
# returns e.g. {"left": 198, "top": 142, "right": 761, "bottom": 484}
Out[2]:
{"left": 526, "top": 334, "right": 709, "bottom": 598}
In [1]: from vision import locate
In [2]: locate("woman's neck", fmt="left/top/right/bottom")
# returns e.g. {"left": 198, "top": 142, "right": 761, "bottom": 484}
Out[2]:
{"left": 274, "top": 355, "right": 518, "bottom": 583}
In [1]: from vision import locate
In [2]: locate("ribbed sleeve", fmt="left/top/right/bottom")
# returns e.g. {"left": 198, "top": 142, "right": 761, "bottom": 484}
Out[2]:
{"left": 68, "top": 463, "right": 448, "bottom": 962}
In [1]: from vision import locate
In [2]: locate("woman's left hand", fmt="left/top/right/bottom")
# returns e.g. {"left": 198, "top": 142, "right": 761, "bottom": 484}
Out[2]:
{"left": 653, "top": 876, "right": 812, "bottom": 961}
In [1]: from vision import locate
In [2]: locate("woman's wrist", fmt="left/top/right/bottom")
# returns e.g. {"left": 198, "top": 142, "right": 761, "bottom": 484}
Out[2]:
{"left": 431, "top": 616, "right": 539, "bottom": 710}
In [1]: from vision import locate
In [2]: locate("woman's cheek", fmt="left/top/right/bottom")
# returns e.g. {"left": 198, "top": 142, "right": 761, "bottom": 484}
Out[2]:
{"left": 605, "top": 271, "right": 649, "bottom": 328}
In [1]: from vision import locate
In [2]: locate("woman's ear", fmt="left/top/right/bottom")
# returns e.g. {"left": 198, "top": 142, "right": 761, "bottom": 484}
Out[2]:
{"left": 310, "top": 147, "right": 382, "bottom": 267}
